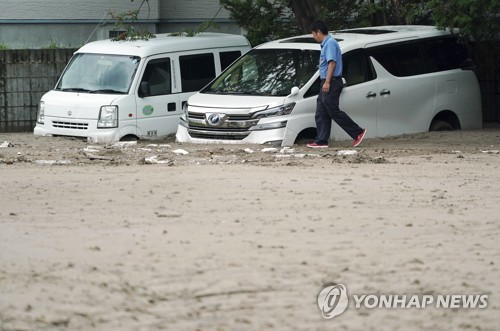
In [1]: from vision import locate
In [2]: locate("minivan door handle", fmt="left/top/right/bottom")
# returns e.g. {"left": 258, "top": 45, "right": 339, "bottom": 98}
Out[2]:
{"left": 366, "top": 91, "right": 377, "bottom": 98}
{"left": 380, "top": 89, "right": 391, "bottom": 96}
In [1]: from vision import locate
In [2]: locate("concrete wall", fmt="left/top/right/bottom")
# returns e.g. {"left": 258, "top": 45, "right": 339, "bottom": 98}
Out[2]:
{"left": 0, "top": 49, "right": 75, "bottom": 132}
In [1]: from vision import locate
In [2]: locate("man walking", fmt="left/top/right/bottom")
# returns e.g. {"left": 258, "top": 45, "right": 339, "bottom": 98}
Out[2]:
{"left": 307, "top": 21, "right": 366, "bottom": 148}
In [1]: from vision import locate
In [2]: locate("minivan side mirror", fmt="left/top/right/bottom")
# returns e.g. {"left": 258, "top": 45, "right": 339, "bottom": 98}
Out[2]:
{"left": 288, "top": 86, "right": 300, "bottom": 97}
{"left": 139, "top": 81, "right": 151, "bottom": 98}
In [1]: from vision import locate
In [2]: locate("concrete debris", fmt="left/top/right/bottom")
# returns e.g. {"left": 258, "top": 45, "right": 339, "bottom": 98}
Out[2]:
{"left": 0, "top": 141, "right": 14, "bottom": 148}
{"left": 110, "top": 141, "right": 138, "bottom": 149}
{"left": 173, "top": 149, "right": 189, "bottom": 155}
{"left": 261, "top": 147, "right": 278, "bottom": 153}
{"left": 280, "top": 147, "right": 294, "bottom": 154}
{"left": 143, "top": 155, "right": 172, "bottom": 165}
{"left": 336, "top": 150, "right": 358, "bottom": 156}
{"left": 35, "top": 160, "right": 72, "bottom": 165}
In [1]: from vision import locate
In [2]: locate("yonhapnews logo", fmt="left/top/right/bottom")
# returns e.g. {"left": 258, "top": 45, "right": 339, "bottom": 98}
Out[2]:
{"left": 317, "top": 283, "right": 489, "bottom": 319}
{"left": 317, "top": 284, "right": 349, "bottom": 319}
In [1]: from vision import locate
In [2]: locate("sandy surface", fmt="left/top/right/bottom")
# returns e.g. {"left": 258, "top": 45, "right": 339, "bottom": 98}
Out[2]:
{"left": 1, "top": 128, "right": 499, "bottom": 330}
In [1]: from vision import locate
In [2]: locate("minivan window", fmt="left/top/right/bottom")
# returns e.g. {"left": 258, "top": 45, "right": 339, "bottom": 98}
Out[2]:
{"left": 203, "top": 48, "right": 320, "bottom": 96}
{"left": 140, "top": 58, "right": 172, "bottom": 96}
{"left": 57, "top": 54, "right": 140, "bottom": 94}
{"left": 180, "top": 53, "right": 216, "bottom": 92}
{"left": 369, "top": 43, "right": 427, "bottom": 77}
{"left": 369, "top": 38, "right": 470, "bottom": 77}
{"left": 423, "top": 37, "right": 468, "bottom": 72}
{"left": 343, "top": 51, "right": 376, "bottom": 86}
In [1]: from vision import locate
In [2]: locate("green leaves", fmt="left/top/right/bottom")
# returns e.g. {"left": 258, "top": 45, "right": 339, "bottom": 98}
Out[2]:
{"left": 108, "top": 0, "right": 155, "bottom": 41}
{"left": 428, "top": 0, "right": 500, "bottom": 40}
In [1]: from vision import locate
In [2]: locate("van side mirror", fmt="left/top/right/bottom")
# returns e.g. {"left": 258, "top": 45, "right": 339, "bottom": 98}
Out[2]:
{"left": 139, "top": 81, "right": 151, "bottom": 98}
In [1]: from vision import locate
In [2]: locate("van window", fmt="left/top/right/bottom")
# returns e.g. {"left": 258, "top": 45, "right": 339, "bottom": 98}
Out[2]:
{"left": 220, "top": 51, "right": 242, "bottom": 71}
{"left": 140, "top": 58, "right": 172, "bottom": 96}
{"left": 369, "top": 43, "right": 427, "bottom": 77}
{"left": 180, "top": 53, "right": 216, "bottom": 92}
{"left": 57, "top": 54, "right": 139, "bottom": 94}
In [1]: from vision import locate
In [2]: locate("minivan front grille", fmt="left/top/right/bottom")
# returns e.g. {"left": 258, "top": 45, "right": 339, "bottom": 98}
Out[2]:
{"left": 52, "top": 121, "right": 89, "bottom": 130}
{"left": 188, "top": 112, "right": 254, "bottom": 121}
{"left": 187, "top": 111, "right": 257, "bottom": 140}
{"left": 189, "top": 131, "right": 249, "bottom": 140}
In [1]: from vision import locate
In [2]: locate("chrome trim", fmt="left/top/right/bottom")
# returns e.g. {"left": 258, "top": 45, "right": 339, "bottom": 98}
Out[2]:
{"left": 188, "top": 117, "right": 259, "bottom": 130}
{"left": 188, "top": 128, "right": 250, "bottom": 137}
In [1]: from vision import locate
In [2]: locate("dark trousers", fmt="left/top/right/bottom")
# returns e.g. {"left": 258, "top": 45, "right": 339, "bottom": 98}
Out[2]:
{"left": 315, "top": 78, "right": 363, "bottom": 144}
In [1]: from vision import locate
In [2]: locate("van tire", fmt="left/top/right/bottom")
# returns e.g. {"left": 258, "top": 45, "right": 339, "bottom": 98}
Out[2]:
{"left": 429, "top": 120, "right": 453, "bottom": 131}
{"left": 120, "top": 135, "right": 139, "bottom": 142}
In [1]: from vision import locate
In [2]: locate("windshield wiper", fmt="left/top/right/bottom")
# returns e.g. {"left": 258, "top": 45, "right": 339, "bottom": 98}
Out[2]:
{"left": 60, "top": 87, "right": 91, "bottom": 92}
{"left": 88, "top": 89, "right": 126, "bottom": 94}
{"left": 214, "top": 90, "right": 261, "bottom": 95}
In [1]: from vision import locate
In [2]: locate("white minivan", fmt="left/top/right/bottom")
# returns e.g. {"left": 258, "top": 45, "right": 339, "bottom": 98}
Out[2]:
{"left": 176, "top": 26, "right": 482, "bottom": 146}
{"left": 34, "top": 33, "right": 251, "bottom": 142}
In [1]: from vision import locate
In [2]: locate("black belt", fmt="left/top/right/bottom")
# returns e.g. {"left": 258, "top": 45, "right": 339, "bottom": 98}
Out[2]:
{"left": 321, "top": 77, "right": 341, "bottom": 82}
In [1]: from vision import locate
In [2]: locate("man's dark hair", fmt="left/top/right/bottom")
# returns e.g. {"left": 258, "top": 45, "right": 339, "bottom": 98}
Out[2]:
{"left": 310, "top": 21, "right": 328, "bottom": 35}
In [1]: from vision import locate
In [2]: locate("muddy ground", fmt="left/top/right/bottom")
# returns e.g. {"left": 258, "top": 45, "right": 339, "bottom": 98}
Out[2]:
{"left": 1, "top": 128, "right": 499, "bottom": 330}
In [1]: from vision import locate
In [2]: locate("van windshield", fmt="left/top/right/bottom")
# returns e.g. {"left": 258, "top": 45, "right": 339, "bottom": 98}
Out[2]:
{"left": 56, "top": 54, "right": 140, "bottom": 94}
{"left": 202, "top": 48, "right": 320, "bottom": 96}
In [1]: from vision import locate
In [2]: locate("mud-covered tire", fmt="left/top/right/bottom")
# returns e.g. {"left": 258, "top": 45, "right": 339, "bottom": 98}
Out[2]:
{"left": 429, "top": 120, "right": 453, "bottom": 131}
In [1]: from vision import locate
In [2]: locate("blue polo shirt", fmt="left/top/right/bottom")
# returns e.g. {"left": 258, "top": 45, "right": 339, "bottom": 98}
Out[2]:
{"left": 320, "top": 34, "right": 343, "bottom": 79}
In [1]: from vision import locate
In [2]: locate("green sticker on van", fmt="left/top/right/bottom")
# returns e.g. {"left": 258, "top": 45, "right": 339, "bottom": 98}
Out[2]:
{"left": 143, "top": 105, "right": 154, "bottom": 116}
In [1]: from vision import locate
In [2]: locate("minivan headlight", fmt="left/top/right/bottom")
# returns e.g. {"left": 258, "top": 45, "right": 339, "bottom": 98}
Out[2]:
{"left": 179, "top": 102, "right": 189, "bottom": 128}
{"left": 252, "top": 103, "right": 295, "bottom": 119}
{"left": 98, "top": 105, "right": 118, "bottom": 128}
{"left": 37, "top": 101, "right": 45, "bottom": 124}
{"left": 181, "top": 102, "right": 188, "bottom": 121}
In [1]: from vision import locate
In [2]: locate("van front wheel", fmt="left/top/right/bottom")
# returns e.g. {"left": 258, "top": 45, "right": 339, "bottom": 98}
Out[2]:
{"left": 120, "top": 134, "right": 139, "bottom": 142}
{"left": 429, "top": 120, "right": 453, "bottom": 131}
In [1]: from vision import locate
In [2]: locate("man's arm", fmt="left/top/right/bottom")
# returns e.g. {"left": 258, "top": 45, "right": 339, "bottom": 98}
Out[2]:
{"left": 323, "top": 60, "right": 336, "bottom": 93}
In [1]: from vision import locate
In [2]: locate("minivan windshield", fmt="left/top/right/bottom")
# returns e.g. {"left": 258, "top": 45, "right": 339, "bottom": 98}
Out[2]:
{"left": 56, "top": 54, "right": 140, "bottom": 94}
{"left": 202, "top": 48, "right": 320, "bottom": 96}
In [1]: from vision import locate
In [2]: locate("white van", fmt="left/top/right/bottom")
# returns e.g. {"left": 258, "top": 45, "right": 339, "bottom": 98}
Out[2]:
{"left": 34, "top": 33, "right": 251, "bottom": 142}
{"left": 176, "top": 26, "right": 482, "bottom": 146}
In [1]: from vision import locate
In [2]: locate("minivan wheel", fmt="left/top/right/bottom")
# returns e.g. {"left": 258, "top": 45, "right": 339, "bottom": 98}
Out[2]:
{"left": 294, "top": 128, "right": 317, "bottom": 145}
{"left": 429, "top": 120, "right": 453, "bottom": 131}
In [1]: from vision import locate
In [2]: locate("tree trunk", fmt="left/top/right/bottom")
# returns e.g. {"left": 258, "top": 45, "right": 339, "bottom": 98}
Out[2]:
{"left": 391, "top": 0, "right": 405, "bottom": 25}
{"left": 289, "top": 0, "right": 322, "bottom": 33}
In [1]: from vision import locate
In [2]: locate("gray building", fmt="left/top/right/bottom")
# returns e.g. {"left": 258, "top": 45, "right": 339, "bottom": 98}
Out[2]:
{"left": 0, "top": 0, "right": 242, "bottom": 49}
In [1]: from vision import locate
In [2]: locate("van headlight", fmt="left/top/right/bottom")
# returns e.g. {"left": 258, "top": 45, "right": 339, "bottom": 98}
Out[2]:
{"left": 37, "top": 101, "right": 45, "bottom": 124}
{"left": 251, "top": 103, "right": 295, "bottom": 119}
{"left": 98, "top": 106, "right": 118, "bottom": 128}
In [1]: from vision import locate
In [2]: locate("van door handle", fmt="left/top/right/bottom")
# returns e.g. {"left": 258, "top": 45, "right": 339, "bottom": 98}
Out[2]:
{"left": 366, "top": 91, "right": 377, "bottom": 98}
{"left": 380, "top": 89, "right": 391, "bottom": 96}
{"left": 168, "top": 103, "right": 176, "bottom": 112}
